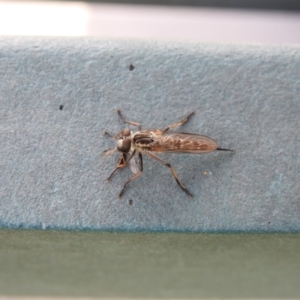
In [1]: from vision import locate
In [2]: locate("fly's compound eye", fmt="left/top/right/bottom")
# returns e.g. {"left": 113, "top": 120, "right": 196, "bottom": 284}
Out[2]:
{"left": 117, "top": 138, "right": 131, "bottom": 153}
{"left": 123, "top": 129, "right": 130, "bottom": 137}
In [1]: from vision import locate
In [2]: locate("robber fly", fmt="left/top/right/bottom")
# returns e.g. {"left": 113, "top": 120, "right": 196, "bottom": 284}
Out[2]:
{"left": 103, "top": 109, "right": 234, "bottom": 198}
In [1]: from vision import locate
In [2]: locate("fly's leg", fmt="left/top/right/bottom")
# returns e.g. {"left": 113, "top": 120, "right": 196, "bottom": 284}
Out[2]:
{"left": 117, "top": 109, "right": 141, "bottom": 130}
{"left": 107, "top": 153, "right": 127, "bottom": 181}
{"left": 103, "top": 131, "right": 118, "bottom": 156}
{"left": 148, "top": 152, "right": 193, "bottom": 198}
{"left": 103, "top": 130, "right": 115, "bottom": 139}
{"left": 118, "top": 153, "right": 143, "bottom": 198}
{"left": 126, "top": 149, "right": 136, "bottom": 163}
{"left": 162, "top": 111, "right": 195, "bottom": 133}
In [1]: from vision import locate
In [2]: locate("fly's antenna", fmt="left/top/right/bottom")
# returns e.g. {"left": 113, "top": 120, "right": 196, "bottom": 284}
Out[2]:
{"left": 216, "top": 147, "right": 236, "bottom": 154}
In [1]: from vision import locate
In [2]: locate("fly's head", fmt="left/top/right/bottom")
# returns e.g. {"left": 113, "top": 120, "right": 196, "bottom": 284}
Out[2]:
{"left": 116, "top": 128, "right": 132, "bottom": 153}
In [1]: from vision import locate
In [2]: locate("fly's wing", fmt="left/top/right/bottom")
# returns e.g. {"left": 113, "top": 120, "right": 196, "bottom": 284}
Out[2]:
{"left": 157, "top": 131, "right": 218, "bottom": 154}
{"left": 128, "top": 151, "right": 140, "bottom": 174}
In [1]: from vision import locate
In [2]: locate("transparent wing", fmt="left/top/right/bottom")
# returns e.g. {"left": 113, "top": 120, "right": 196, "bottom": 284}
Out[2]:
{"left": 129, "top": 152, "right": 140, "bottom": 174}
{"left": 159, "top": 131, "right": 218, "bottom": 153}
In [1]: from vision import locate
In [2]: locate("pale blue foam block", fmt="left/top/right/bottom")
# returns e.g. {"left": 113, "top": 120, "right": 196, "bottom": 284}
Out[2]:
{"left": 0, "top": 37, "right": 299, "bottom": 232}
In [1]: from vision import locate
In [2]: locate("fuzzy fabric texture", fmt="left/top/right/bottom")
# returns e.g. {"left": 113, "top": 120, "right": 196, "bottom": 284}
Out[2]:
{"left": 0, "top": 37, "right": 299, "bottom": 232}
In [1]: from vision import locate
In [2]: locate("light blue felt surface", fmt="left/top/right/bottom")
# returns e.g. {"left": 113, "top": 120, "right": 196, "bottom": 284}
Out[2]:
{"left": 0, "top": 37, "right": 299, "bottom": 232}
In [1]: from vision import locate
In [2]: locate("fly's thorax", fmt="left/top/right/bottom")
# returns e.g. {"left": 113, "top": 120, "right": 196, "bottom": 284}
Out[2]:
{"left": 132, "top": 130, "right": 157, "bottom": 151}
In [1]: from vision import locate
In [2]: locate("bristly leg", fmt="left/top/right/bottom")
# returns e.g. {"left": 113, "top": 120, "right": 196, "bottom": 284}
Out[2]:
{"left": 125, "top": 149, "right": 136, "bottom": 163}
{"left": 107, "top": 153, "right": 127, "bottom": 182}
{"left": 103, "top": 148, "right": 117, "bottom": 156}
{"left": 118, "top": 153, "right": 143, "bottom": 198}
{"left": 117, "top": 109, "right": 142, "bottom": 130}
{"left": 147, "top": 152, "right": 193, "bottom": 198}
{"left": 162, "top": 111, "right": 195, "bottom": 133}
{"left": 103, "top": 130, "right": 115, "bottom": 139}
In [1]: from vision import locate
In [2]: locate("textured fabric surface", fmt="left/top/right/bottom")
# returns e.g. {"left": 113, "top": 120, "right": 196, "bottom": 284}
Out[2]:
{"left": 0, "top": 37, "right": 299, "bottom": 231}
